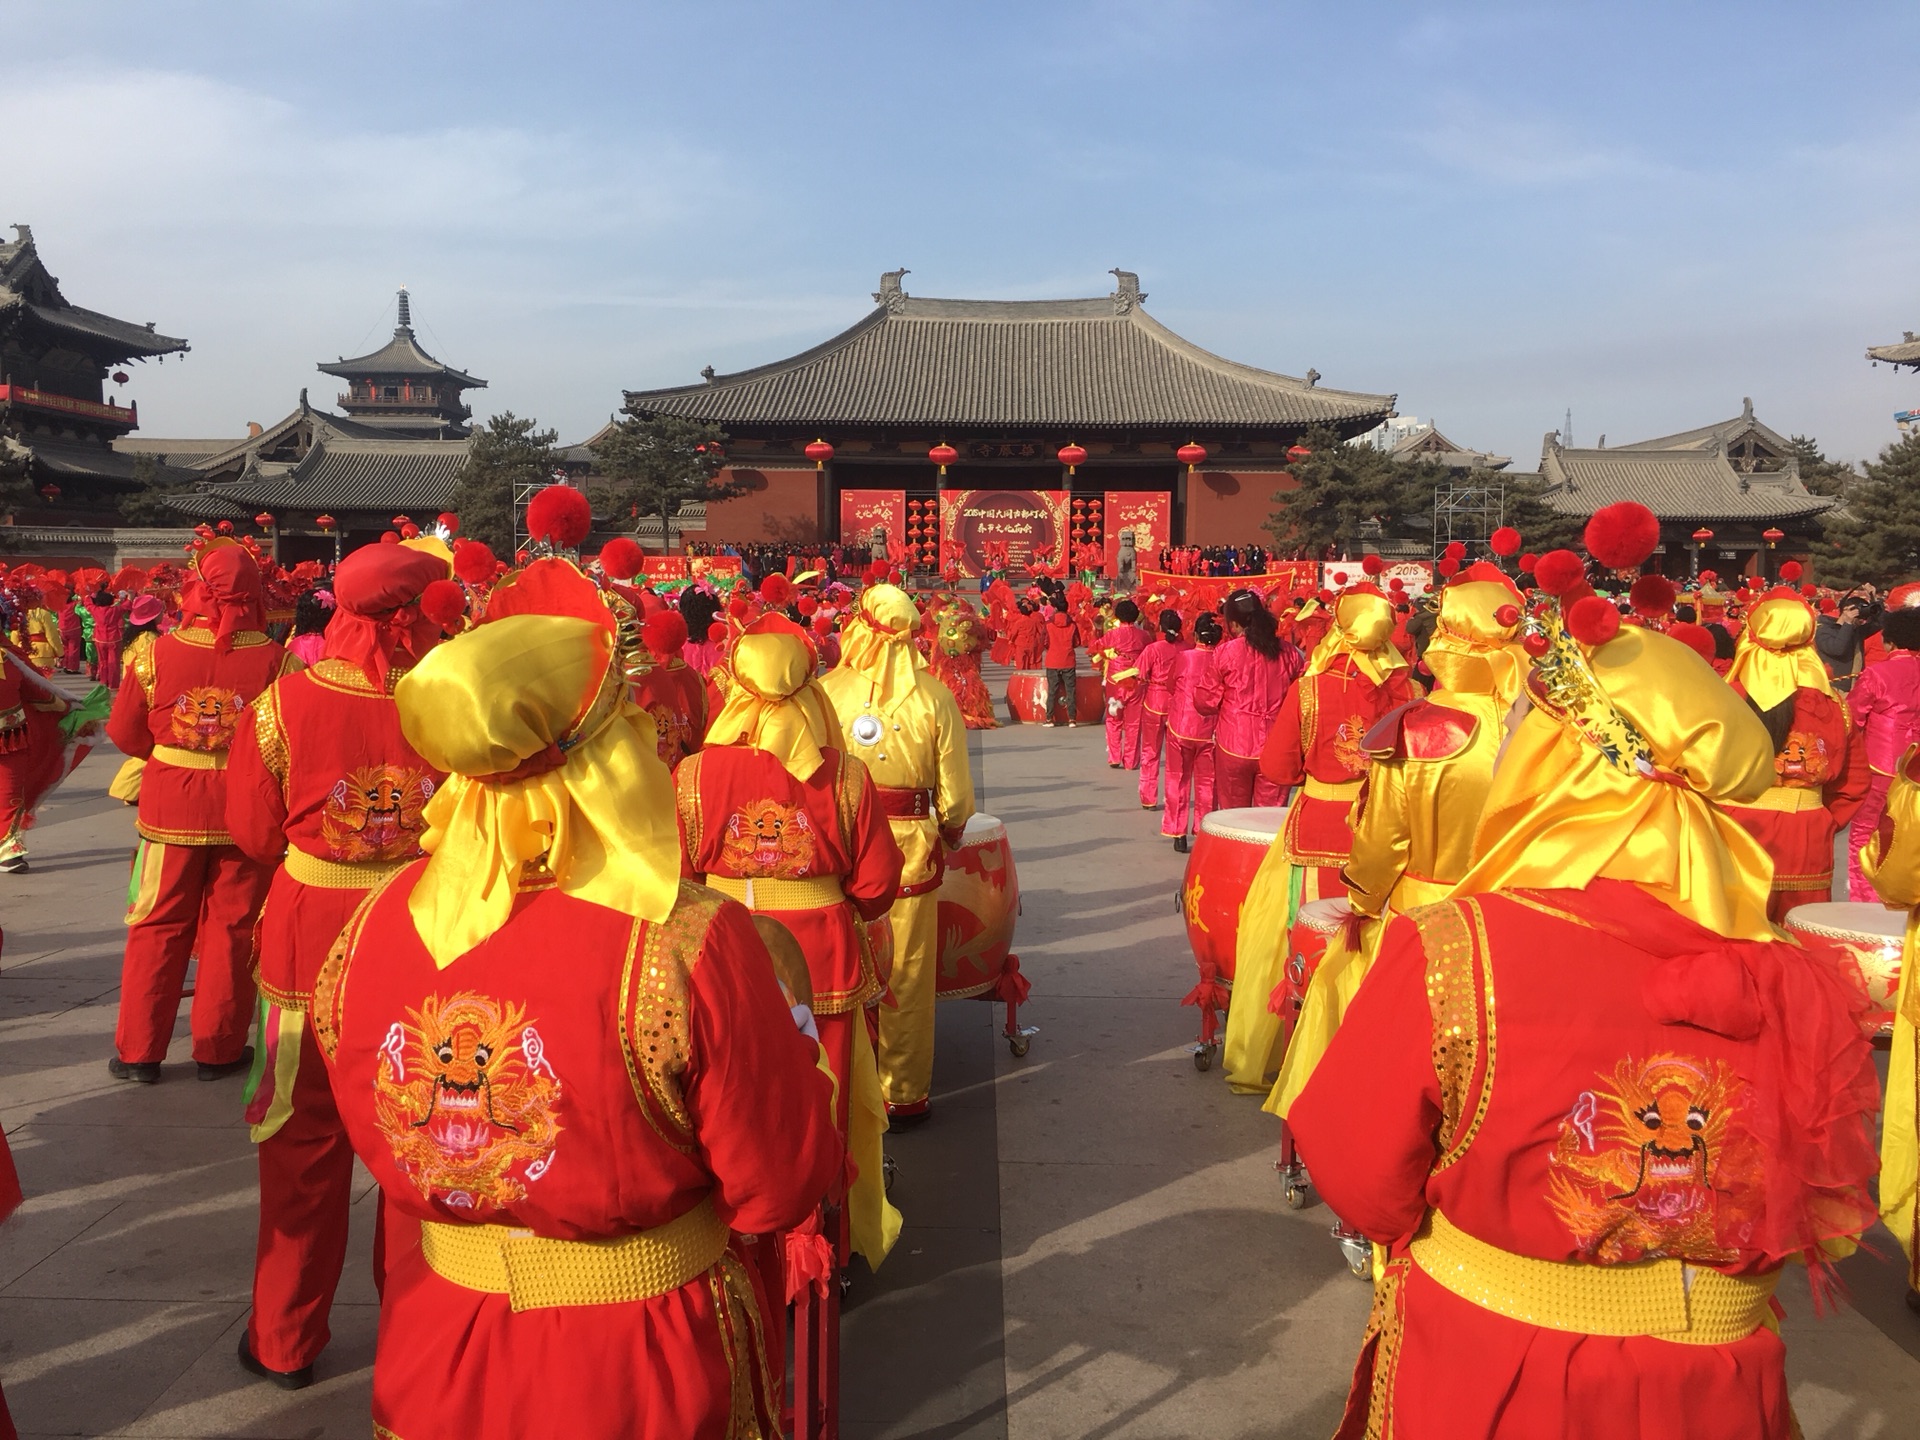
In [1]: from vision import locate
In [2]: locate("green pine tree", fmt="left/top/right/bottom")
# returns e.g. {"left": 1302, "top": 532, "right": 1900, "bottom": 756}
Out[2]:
{"left": 1815, "top": 432, "right": 1920, "bottom": 588}
{"left": 450, "top": 412, "right": 559, "bottom": 554}
{"left": 1784, "top": 435, "right": 1858, "bottom": 498}
{"left": 589, "top": 410, "right": 743, "bottom": 547}
{"left": 117, "top": 452, "right": 202, "bottom": 525}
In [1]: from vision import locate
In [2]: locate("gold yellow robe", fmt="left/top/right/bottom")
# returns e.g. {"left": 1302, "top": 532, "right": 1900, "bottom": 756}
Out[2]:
{"left": 1864, "top": 743, "right": 1920, "bottom": 1287}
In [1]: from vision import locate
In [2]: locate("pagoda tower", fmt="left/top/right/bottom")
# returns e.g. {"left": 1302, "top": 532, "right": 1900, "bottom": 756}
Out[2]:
{"left": 319, "top": 288, "right": 485, "bottom": 438}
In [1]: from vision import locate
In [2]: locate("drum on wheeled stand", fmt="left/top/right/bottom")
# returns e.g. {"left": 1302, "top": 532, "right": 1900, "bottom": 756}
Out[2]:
{"left": 1179, "top": 806, "right": 1287, "bottom": 1071}
{"left": 936, "top": 814, "right": 1036, "bottom": 1057}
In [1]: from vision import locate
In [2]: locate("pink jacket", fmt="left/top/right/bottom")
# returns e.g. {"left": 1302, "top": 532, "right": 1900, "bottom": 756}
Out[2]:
{"left": 1195, "top": 635, "right": 1303, "bottom": 759}
{"left": 1167, "top": 645, "right": 1220, "bottom": 744}
{"left": 1852, "top": 651, "right": 1920, "bottom": 774}
{"left": 1139, "top": 637, "right": 1187, "bottom": 714}
{"left": 1095, "top": 623, "right": 1151, "bottom": 696}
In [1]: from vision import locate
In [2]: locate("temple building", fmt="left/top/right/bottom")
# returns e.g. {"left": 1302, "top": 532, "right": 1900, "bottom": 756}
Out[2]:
{"left": 1868, "top": 329, "right": 1920, "bottom": 434}
{"left": 1532, "top": 400, "right": 1831, "bottom": 579}
{"left": 617, "top": 269, "right": 1395, "bottom": 558}
{"left": 0, "top": 225, "right": 191, "bottom": 531}
{"left": 319, "top": 289, "right": 485, "bottom": 438}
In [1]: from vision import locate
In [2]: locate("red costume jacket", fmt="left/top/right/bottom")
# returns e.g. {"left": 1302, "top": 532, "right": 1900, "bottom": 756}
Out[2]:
{"left": 1009, "top": 612, "right": 1045, "bottom": 669}
{"left": 316, "top": 876, "right": 841, "bottom": 1440}
{"left": 226, "top": 657, "right": 445, "bottom": 1005}
{"left": 108, "top": 625, "right": 296, "bottom": 845}
{"left": 1723, "top": 686, "right": 1870, "bottom": 917}
{"left": 1260, "top": 657, "right": 1412, "bottom": 867}
{"left": 631, "top": 657, "right": 710, "bottom": 769}
{"left": 0, "top": 647, "right": 73, "bottom": 838}
{"left": 1292, "top": 881, "right": 1878, "bottom": 1440}
{"left": 675, "top": 747, "right": 900, "bottom": 1014}
{"left": 1091, "top": 622, "right": 1150, "bottom": 697}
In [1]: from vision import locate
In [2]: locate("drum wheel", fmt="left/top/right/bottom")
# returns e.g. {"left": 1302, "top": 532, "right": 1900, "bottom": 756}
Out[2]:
{"left": 882, "top": 1155, "right": 898, "bottom": 1195}
{"left": 1191, "top": 1042, "right": 1215, "bottom": 1072}
{"left": 1338, "top": 1232, "right": 1372, "bottom": 1279}
{"left": 1009, "top": 1033, "right": 1032, "bottom": 1058}
{"left": 1283, "top": 1180, "right": 1312, "bottom": 1209}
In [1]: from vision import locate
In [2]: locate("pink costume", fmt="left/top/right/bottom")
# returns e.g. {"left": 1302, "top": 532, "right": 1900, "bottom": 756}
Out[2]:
{"left": 1195, "top": 635, "right": 1302, "bottom": 810}
{"left": 1094, "top": 622, "right": 1151, "bottom": 769}
{"left": 1849, "top": 650, "right": 1920, "bottom": 899}
{"left": 1163, "top": 644, "right": 1219, "bottom": 838}
{"left": 286, "top": 632, "right": 328, "bottom": 666}
{"left": 1135, "top": 635, "right": 1186, "bottom": 808}
{"left": 86, "top": 600, "right": 127, "bottom": 689}
{"left": 682, "top": 637, "right": 722, "bottom": 677}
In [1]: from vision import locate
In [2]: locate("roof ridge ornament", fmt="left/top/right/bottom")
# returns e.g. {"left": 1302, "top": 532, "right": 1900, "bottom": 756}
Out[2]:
{"left": 396, "top": 286, "right": 412, "bottom": 332}
{"left": 874, "top": 269, "right": 910, "bottom": 313}
{"left": 1109, "top": 268, "right": 1145, "bottom": 315}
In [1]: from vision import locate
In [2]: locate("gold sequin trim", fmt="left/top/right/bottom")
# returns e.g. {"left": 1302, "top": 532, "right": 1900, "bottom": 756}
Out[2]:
{"left": 310, "top": 870, "right": 401, "bottom": 1063}
{"left": 124, "top": 631, "right": 158, "bottom": 706}
{"left": 675, "top": 752, "right": 705, "bottom": 860}
{"left": 1416, "top": 897, "right": 1495, "bottom": 1172}
{"left": 251, "top": 680, "right": 291, "bottom": 798}
{"left": 306, "top": 656, "right": 408, "bottom": 695}
{"left": 172, "top": 626, "right": 271, "bottom": 649}
{"left": 621, "top": 882, "right": 724, "bottom": 1149}
{"left": 1364, "top": 1255, "right": 1410, "bottom": 1440}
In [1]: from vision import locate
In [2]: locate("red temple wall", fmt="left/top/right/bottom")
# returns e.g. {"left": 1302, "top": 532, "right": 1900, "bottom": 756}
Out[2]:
{"left": 1185, "top": 470, "right": 1294, "bottom": 546}
{"left": 702, "top": 467, "right": 823, "bottom": 545}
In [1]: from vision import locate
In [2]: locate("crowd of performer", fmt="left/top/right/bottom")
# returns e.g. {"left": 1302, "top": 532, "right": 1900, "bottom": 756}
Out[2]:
{"left": 3, "top": 494, "right": 1920, "bottom": 1438}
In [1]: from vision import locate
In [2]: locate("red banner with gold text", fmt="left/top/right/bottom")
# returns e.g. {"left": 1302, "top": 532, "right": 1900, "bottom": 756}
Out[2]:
{"left": 838, "top": 490, "right": 906, "bottom": 551}
{"left": 937, "top": 489, "right": 1070, "bottom": 578}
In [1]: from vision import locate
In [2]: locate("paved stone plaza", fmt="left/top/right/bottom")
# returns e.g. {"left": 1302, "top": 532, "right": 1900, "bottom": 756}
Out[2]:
{"left": 5, "top": 675, "right": 1920, "bottom": 1438}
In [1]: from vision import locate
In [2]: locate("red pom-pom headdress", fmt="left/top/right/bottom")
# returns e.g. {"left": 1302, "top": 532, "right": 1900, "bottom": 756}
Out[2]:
{"left": 1628, "top": 573, "right": 1677, "bottom": 617}
{"left": 1583, "top": 502, "right": 1660, "bottom": 571}
{"left": 453, "top": 540, "right": 498, "bottom": 585}
{"left": 419, "top": 578, "right": 468, "bottom": 634}
{"left": 1489, "top": 526, "right": 1522, "bottom": 558}
{"left": 599, "top": 536, "right": 645, "bottom": 581}
{"left": 525, "top": 484, "right": 593, "bottom": 552}
{"left": 1533, "top": 549, "right": 1588, "bottom": 598}
{"left": 641, "top": 609, "right": 688, "bottom": 660}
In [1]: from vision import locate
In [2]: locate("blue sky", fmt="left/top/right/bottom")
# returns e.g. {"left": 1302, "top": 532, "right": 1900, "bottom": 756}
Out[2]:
{"left": 8, "top": 1, "right": 1918, "bottom": 467}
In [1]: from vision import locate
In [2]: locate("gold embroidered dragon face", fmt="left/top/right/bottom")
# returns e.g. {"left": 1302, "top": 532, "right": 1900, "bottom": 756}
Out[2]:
{"left": 321, "top": 764, "right": 435, "bottom": 862}
{"left": 373, "top": 992, "right": 562, "bottom": 1212}
{"left": 169, "top": 686, "right": 243, "bottom": 750}
{"left": 720, "top": 798, "right": 817, "bottom": 878}
{"left": 648, "top": 701, "right": 695, "bottom": 765}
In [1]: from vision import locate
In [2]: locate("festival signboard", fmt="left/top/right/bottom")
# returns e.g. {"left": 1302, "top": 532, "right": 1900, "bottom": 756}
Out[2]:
{"left": 640, "top": 555, "right": 743, "bottom": 585}
{"left": 1264, "top": 560, "right": 1320, "bottom": 598}
{"left": 1103, "top": 491, "right": 1172, "bottom": 576}
{"left": 838, "top": 489, "right": 906, "bottom": 552}
{"left": 937, "top": 489, "right": 1070, "bottom": 578}
{"left": 1381, "top": 561, "right": 1433, "bottom": 597}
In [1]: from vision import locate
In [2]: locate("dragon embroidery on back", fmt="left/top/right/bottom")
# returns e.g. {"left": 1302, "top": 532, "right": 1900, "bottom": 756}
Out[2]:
{"left": 1547, "top": 1052, "right": 1757, "bottom": 1264}
{"left": 321, "top": 764, "right": 435, "bottom": 862}
{"left": 169, "top": 686, "right": 244, "bottom": 751}
{"left": 720, "top": 799, "right": 816, "bottom": 878}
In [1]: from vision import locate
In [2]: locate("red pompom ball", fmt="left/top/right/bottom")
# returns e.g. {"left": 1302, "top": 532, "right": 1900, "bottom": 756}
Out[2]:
{"left": 797, "top": 594, "right": 819, "bottom": 616}
{"left": 1567, "top": 595, "right": 1623, "bottom": 647}
{"left": 1628, "top": 574, "right": 1677, "bottom": 617}
{"left": 1361, "top": 554, "right": 1385, "bottom": 576}
{"left": 1778, "top": 560, "right": 1803, "bottom": 582}
{"left": 759, "top": 573, "right": 794, "bottom": 607}
{"left": 1519, "top": 552, "right": 1538, "bottom": 574}
{"left": 1489, "top": 526, "right": 1522, "bottom": 557}
{"left": 1800, "top": 582, "right": 1818, "bottom": 598}
{"left": 1533, "top": 549, "right": 1587, "bottom": 597}
{"left": 437, "top": 512, "right": 460, "bottom": 535}
{"left": 514, "top": 548, "right": 530, "bottom": 565}
{"left": 1668, "top": 622, "right": 1716, "bottom": 662}
{"left": 453, "top": 540, "right": 498, "bottom": 585}
{"left": 419, "top": 578, "right": 467, "bottom": 633}
{"left": 1583, "top": 502, "right": 1661, "bottom": 570}
{"left": 642, "top": 610, "right": 688, "bottom": 659}
{"left": 1332, "top": 570, "right": 1349, "bottom": 586}
{"left": 1522, "top": 631, "right": 1551, "bottom": 657}
{"left": 599, "top": 537, "right": 645, "bottom": 581}
{"left": 704, "top": 621, "right": 726, "bottom": 644}
{"left": 726, "top": 592, "right": 753, "bottom": 620}
{"left": 1444, "top": 540, "right": 1467, "bottom": 562}
{"left": 1388, "top": 577, "right": 1405, "bottom": 591}
{"left": 380, "top": 531, "right": 400, "bottom": 545}
{"left": 525, "top": 484, "right": 593, "bottom": 550}
{"left": 1494, "top": 604, "right": 1520, "bottom": 627}
{"left": 1437, "top": 556, "right": 1460, "bottom": 578}
{"left": 400, "top": 523, "right": 420, "bottom": 539}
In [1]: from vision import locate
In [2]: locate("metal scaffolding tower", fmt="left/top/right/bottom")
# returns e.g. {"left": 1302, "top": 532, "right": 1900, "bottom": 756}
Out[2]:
{"left": 1432, "top": 481, "right": 1506, "bottom": 559}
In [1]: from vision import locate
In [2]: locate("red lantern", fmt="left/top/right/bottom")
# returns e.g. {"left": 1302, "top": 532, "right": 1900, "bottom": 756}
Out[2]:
{"left": 111, "top": 371, "right": 129, "bottom": 385}
{"left": 1762, "top": 527, "right": 1785, "bottom": 546}
{"left": 255, "top": 512, "right": 275, "bottom": 528}
{"left": 804, "top": 438, "right": 835, "bottom": 469}
{"left": 1087, "top": 499, "right": 1102, "bottom": 513}
{"left": 1176, "top": 442, "right": 1207, "bottom": 470}
{"left": 1690, "top": 527, "right": 1714, "bottom": 543}
{"left": 1287, "top": 444, "right": 1312, "bottom": 461}
{"left": 929, "top": 443, "right": 958, "bottom": 472}
{"left": 39, "top": 484, "right": 59, "bottom": 501}
{"left": 316, "top": 514, "right": 336, "bottom": 530}
{"left": 217, "top": 520, "right": 234, "bottom": 534}
{"left": 1057, "top": 443, "right": 1088, "bottom": 473}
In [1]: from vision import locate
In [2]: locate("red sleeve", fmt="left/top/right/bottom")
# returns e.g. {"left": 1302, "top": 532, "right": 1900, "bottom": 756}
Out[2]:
{"left": 683, "top": 901, "right": 843, "bottom": 1234}
{"left": 1288, "top": 915, "right": 1445, "bottom": 1244}
{"left": 1826, "top": 696, "right": 1873, "bottom": 830}
{"left": 106, "top": 663, "right": 153, "bottom": 759}
{"left": 1261, "top": 681, "right": 1306, "bottom": 786}
{"left": 224, "top": 704, "right": 289, "bottom": 867}
{"left": 844, "top": 767, "right": 904, "bottom": 920}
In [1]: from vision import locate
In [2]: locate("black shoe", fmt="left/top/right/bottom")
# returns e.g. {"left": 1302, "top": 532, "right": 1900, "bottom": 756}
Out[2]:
{"left": 0, "top": 856, "right": 27, "bottom": 874}
{"left": 237, "top": 1331, "right": 314, "bottom": 1391}
{"left": 108, "top": 1056, "right": 161, "bottom": 1084}
{"left": 197, "top": 1045, "right": 254, "bottom": 1082}
{"left": 885, "top": 1098, "right": 931, "bottom": 1127}
{"left": 1173, "top": 835, "right": 1190, "bottom": 854}
{"left": 1109, "top": 762, "right": 1122, "bottom": 769}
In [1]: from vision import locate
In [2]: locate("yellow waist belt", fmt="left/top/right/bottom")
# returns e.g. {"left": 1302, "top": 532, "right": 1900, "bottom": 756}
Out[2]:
{"left": 706, "top": 872, "right": 845, "bottom": 911}
{"left": 151, "top": 744, "right": 227, "bottom": 771}
{"left": 1410, "top": 1210, "right": 1777, "bottom": 1345}
{"left": 419, "top": 1197, "right": 729, "bottom": 1312}
{"left": 1303, "top": 776, "right": 1364, "bottom": 802}
{"left": 1736, "top": 785, "right": 1829, "bottom": 815}
{"left": 283, "top": 847, "right": 411, "bottom": 890}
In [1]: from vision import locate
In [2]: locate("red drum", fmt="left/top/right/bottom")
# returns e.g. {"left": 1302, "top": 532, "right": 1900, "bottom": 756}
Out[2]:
{"left": 1784, "top": 901, "right": 1905, "bottom": 1038}
{"left": 1282, "top": 897, "right": 1352, "bottom": 1019}
{"left": 936, "top": 814, "right": 1034, "bottom": 1056}
{"left": 1181, "top": 806, "right": 1286, "bottom": 1065}
{"left": 1004, "top": 669, "right": 1103, "bottom": 724}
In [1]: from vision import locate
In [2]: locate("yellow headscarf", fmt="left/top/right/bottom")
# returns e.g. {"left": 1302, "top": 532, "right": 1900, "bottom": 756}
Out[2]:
{"left": 1724, "top": 593, "right": 1833, "bottom": 712}
{"left": 1425, "top": 579, "right": 1528, "bottom": 706}
{"left": 835, "top": 583, "right": 924, "bottom": 714}
{"left": 1306, "top": 589, "right": 1408, "bottom": 685}
{"left": 707, "top": 624, "right": 842, "bottom": 780}
{"left": 396, "top": 614, "right": 681, "bottom": 968}
{"left": 1457, "top": 624, "right": 1779, "bottom": 940}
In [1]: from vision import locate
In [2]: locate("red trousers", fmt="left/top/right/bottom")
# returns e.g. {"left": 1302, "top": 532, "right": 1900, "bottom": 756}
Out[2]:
{"left": 1105, "top": 691, "right": 1143, "bottom": 768}
{"left": 115, "top": 840, "right": 271, "bottom": 1065}
{"left": 1163, "top": 737, "right": 1216, "bottom": 837}
{"left": 1212, "top": 748, "right": 1283, "bottom": 811}
{"left": 252, "top": 1026, "right": 354, "bottom": 1372}
{"left": 1138, "top": 708, "right": 1168, "bottom": 806}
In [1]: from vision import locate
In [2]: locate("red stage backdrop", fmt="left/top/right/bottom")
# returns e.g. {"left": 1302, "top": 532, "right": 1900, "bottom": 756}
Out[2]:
{"left": 838, "top": 490, "right": 906, "bottom": 552}
{"left": 1103, "top": 491, "right": 1172, "bottom": 574}
{"left": 642, "top": 555, "right": 743, "bottom": 583}
{"left": 938, "top": 490, "right": 1070, "bottom": 578}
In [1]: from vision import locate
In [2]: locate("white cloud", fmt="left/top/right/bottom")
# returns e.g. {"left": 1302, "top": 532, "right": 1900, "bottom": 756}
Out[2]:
{"left": 1408, "top": 95, "right": 1671, "bottom": 187}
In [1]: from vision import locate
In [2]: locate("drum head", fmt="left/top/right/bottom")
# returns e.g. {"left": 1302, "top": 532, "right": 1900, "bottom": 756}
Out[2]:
{"left": 1784, "top": 901, "right": 1907, "bottom": 942}
{"left": 961, "top": 814, "right": 1006, "bottom": 845}
{"left": 1200, "top": 806, "right": 1288, "bottom": 845}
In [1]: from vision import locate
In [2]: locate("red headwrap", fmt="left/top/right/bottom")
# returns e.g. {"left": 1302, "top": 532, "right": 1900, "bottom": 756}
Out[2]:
{"left": 323, "top": 544, "right": 453, "bottom": 687}
{"left": 180, "top": 541, "right": 266, "bottom": 653}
